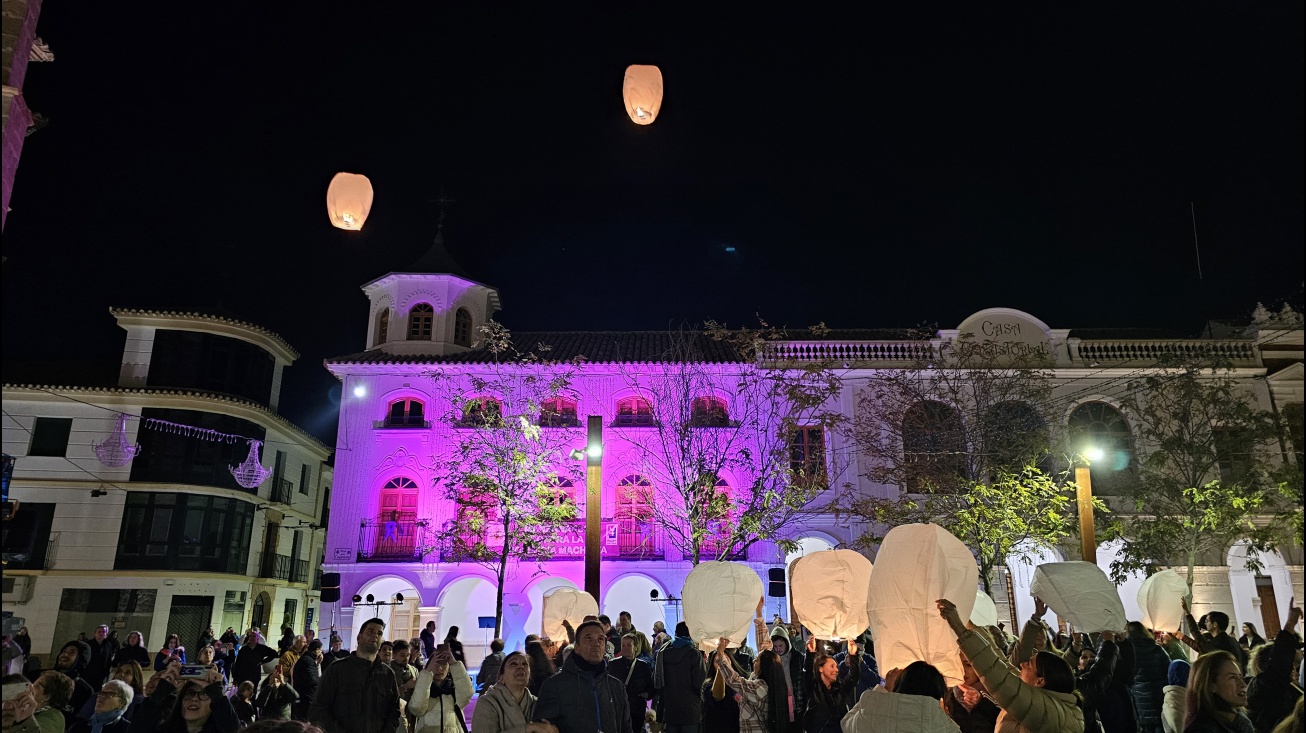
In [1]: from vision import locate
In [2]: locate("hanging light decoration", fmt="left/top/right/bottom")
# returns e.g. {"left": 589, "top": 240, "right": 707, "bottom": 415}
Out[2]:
{"left": 326, "top": 172, "right": 374, "bottom": 231}
{"left": 92, "top": 414, "right": 141, "bottom": 467}
{"left": 623, "top": 65, "right": 663, "bottom": 125}
{"left": 229, "top": 439, "right": 272, "bottom": 489}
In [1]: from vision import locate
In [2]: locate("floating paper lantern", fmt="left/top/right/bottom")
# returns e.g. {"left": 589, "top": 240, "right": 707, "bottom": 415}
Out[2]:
{"left": 1030, "top": 561, "right": 1128, "bottom": 633}
{"left": 683, "top": 561, "right": 763, "bottom": 651}
{"left": 790, "top": 549, "right": 874, "bottom": 640}
{"left": 326, "top": 172, "right": 374, "bottom": 231}
{"left": 541, "top": 587, "right": 598, "bottom": 642}
{"left": 866, "top": 524, "right": 978, "bottom": 686}
{"left": 623, "top": 65, "right": 663, "bottom": 125}
{"left": 970, "top": 589, "right": 1000, "bottom": 628}
{"left": 1137, "top": 569, "right": 1188, "bottom": 633}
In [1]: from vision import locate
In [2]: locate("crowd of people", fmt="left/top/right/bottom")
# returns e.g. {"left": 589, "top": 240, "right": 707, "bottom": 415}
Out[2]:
{"left": 2, "top": 597, "right": 1301, "bottom": 733}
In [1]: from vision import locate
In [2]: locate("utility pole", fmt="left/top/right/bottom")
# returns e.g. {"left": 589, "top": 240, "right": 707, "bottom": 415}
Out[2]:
{"left": 584, "top": 416, "right": 603, "bottom": 602}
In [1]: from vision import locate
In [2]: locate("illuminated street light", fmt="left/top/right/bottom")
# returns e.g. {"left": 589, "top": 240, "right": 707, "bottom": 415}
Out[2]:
{"left": 353, "top": 385, "right": 367, "bottom": 398}
{"left": 1075, "top": 448, "right": 1100, "bottom": 563}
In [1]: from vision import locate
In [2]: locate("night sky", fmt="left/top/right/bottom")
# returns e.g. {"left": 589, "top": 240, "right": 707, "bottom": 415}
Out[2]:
{"left": 3, "top": 3, "right": 1302, "bottom": 446}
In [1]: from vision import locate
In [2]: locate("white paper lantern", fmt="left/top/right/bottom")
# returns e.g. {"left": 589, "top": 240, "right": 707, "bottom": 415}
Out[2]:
{"left": 623, "top": 65, "right": 663, "bottom": 125}
{"left": 866, "top": 524, "right": 978, "bottom": 686}
{"left": 1137, "top": 569, "right": 1189, "bottom": 633}
{"left": 1030, "top": 561, "right": 1128, "bottom": 633}
{"left": 971, "top": 590, "right": 999, "bottom": 629}
{"left": 326, "top": 172, "right": 374, "bottom": 231}
{"left": 683, "top": 561, "right": 763, "bottom": 651}
{"left": 541, "top": 587, "right": 598, "bottom": 642}
{"left": 790, "top": 549, "right": 874, "bottom": 640}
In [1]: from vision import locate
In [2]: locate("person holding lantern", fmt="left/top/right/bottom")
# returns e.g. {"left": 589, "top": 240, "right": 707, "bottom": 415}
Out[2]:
{"left": 800, "top": 635, "right": 859, "bottom": 733}
{"left": 712, "top": 598, "right": 789, "bottom": 733}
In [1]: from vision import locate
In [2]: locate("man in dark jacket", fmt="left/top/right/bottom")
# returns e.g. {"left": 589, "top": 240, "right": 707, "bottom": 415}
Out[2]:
{"left": 654, "top": 622, "right": 705, "bottom": 733}
{"left": 322, "top": 635, "right": 350, "bottom": 670}
{"left": 1098, "top": 631, "right": 1139, "bottom": 733}
{"left": 1182, "top": 601, "right": 1247, "bottom": 673}
{"left": 309, "top": 618, "right": 401, "bottom": 733}
{"left": 610, "top": 634, "right": 655, "bottom": 733}
{"left": 292, "top": 639, "right": 323, "bottom": 720}
{"left": 1124, "top": 622, "right": 1170, "bottom": 733}
{"left": 535, "top": 620, "right": 633, "bottom": 733}
{"left": 1247, "top": 605, "right": 1302, "bottom": 733}
{"left": 30, "top": 640, "right": 95, "bottom": 718}
{"left": 232, "top": 630, "right": 279, "bottom": 689}
{"left": 834, "top": 633, "right": 881, "bottom": 698}
{"left": 1065, "top": 631, "right": 1120, "bottom": 732}
{"left": 84, "top": 625, "right": 118, "bottom": 687}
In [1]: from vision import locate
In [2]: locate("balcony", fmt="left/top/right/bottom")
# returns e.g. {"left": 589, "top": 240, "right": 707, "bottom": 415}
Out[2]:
{"left": 290, "top": 559, "right": 310, "bottom": 584}
{"left": 270, "top": 478, "right": 293, "bottom": 505}
{"left": 373, "top": 417, "right": 432, "bottom": 429}
{"left": 610, "top": 520, "right": 662, "bottom": 560}
{"left": 259, "top": 552, "right": 291, "bottom": 580}
{"left": 358, "top": 519, "right": 427, "bottom": 562}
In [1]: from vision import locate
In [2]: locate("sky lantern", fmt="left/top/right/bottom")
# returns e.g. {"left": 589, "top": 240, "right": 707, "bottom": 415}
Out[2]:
{"left": 790, "top": 549, "right": 874, "bottom": 640}
{"left": 326, "top": 172, "right": 374, "bottom": 231}
{"left": 683, "top": 561, "right": 763, "bottom": 651}
{"left": 1136, "top": 569, "right": 1189, "bottom": 633}
{"left": 542, "top": 587, "right": 598, "bottom": 641}
{"left": 623, "top": 65, "right": 663, "bottom": 125}
{"left": 970, "top": 589, "right": 1000, "bottom": 628}
{"left": 1030, "top": 561, "right": 1128, "bottom": 633}
{"left": 866, "top": 524, "right": 978, "bottom": 686}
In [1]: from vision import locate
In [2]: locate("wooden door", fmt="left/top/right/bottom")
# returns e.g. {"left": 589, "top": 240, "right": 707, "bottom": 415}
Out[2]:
{"left": 1256, "top": 577, "right": 1281, "bottom": 639}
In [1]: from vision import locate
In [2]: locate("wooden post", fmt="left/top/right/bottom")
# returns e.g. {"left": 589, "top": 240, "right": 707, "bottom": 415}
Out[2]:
{"left": 1075, "top": 465, "right": 1096, "bottom": 564}
{"left": 585, "top": 416, "right": 603, "bottom": 603}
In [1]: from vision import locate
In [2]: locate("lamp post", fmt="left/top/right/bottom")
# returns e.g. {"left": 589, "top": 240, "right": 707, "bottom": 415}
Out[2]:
{"left": 1075, "top": 447, "right": 1104, "bottom": 564}
{"left": 584, "top": 416, "right": 603, "bottom": 602}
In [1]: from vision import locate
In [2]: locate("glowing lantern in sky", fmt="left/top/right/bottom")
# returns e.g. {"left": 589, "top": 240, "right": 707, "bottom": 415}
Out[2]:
{"left": 623, "top": 65, "right": 663, "bottom": 125}
{"left": 1136, "top": 569, "right": 1189, "bottom": 633}
{"left": 683, "top": 561, "right": 763, "bottom": 651}
{"left": 866, "top": 524, "right": 978, "bottom": 686}
{"left": 326, "top": 172, "right": 374, "bottom": 231}
{"left": 542, "top": 587, "right": 598, "bottom": 641}
{"left": 790, "top": 549, "right": 874, "bottom": 640}
{"left": 1030, "top": 561, "right": 1128, "bottom": 633}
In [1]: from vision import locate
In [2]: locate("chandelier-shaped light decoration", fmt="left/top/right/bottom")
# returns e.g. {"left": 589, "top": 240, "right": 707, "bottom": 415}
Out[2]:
{"left": 229, "top": 439, "right": 272, "bottom": 489}
{"left": 623, "top": 65, "right": 663, "bottom": 125}
{"left": 93, "top": 414, "right": 141, "bottom": 467}
{"left": 326, "top": 172, "right": 374, "bottom": 231}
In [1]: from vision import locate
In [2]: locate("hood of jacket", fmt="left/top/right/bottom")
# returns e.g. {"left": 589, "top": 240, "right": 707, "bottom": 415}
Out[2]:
{"left": 842, "top": 688, "right": 960, "bottom": 733}
{"left": 59, "top": 641, "right": 92, "bottom": 676}
{"left": 480, "top": 682, "right": 535, "bottom": 721}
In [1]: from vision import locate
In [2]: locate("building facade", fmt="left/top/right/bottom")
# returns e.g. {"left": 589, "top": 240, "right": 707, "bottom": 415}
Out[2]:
{"left": 2, "top": 309, "right": 331, "bottom": 661}
{"left": 321, "top": 250, "right": 1303, "bottom": 666}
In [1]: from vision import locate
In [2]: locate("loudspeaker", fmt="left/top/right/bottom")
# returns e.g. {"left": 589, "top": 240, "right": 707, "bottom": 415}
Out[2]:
{"left": 320, "top": 572, "right": 341, "bottom": 603}
{"left": 767, "top": 567, "right": 786, "bottom": 598}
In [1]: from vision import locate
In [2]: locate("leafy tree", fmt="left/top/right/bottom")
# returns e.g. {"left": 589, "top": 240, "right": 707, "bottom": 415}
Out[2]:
{"left": 845, "top": 331, "right": 1094, "bottom": 592}
{"left": 423, "top": 323, "right": 583, "bottom": 637}
{"left": 1108, "top": 357, "right": 1297, "bottom": 597}
{"left": 614, "top": 323, "right": 852, "bottom": 565}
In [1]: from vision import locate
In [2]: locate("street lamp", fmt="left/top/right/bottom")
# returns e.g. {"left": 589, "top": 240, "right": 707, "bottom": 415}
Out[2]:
{"left": 569, "top": 416, "right": 604, "bottom": 602}
{"left": 1075, "top": 447, "right": 1104, "bottom": 564}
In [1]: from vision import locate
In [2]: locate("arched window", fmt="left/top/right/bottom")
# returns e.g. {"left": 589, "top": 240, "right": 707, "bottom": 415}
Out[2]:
{"left": 385, "top": 398, "right": 425, "bottom": 428}
{"left": 790, "top": 426, "right": 827, "bottom": 488}
{"left": 540, "top": 477, "right": 576, "bottom": 509}
{"left": 902, "top": 401, "right": 967, "bottom": 493}
{"left": 378, "top": 477, "right": 419, "bottom": 523}
{"left": 539, "top": 398, "right": 579, "bottom": 427}
{"left": 615, "top": 397, "right": 654, "bottom": 427}
{"left": 616, "top": 475, "right": 656, "bottom": 557}
{"left": 408, "top": 303, "right": 434, "bottom": 341}
{"left": 453, "top": 308, "right": 472, "bottom": 347}
{"left": 981, "top": 401, "right": 1048, "bottom": 470}
{"left": 1068, "top": 401, "right": 1135, "bottom": 493}
{"left": 459, "top": 397, "right": 502, "bottom": 427}
{"left": 375, "top": 308, "right": 390, "bottom": 346}
{"left": 690, "top": 396, "right": 730, "bottom": 427}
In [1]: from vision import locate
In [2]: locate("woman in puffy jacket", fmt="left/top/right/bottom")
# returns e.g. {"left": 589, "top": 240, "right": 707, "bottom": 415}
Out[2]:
{"left": 841, "top": 661, "right": 960, "bottom": 733}
{"left": 471, "top": 652, "right": 557, "bottom": 733}
{"left": 937, "top": 599, "right": 1084, "bottom": 733}
{"left": 410, "top": 646, "right": 474, "bottom": 733}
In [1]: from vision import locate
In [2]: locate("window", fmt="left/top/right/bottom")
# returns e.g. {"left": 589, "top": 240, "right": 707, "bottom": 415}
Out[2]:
{"left": 116, "top": 492, "right": 254, "bottom": 573}
{"left": 29, "top": 417, "right": 73, "bottom": 457}
{"left": 408, "top": 303, "right": 434, "bottom": 341}
{"left": 130, "top": 408, "right": 267, "bottom": 491}
{"left": 699, "top": 477, "right": 737, "bottom": 560}
{"left": 615, "top": 397, "right": 654, "bottom": 427}
{"left": 378, "top": 477, "right": 420, "bottom": 522}
{"left": 298, "top": 462, "right": 310, "bottom": 495}
{"left": 149, "top": 330, "right": 275, "bottom": 406}
{"left": 2, "top": 501, "right": 55, "bottom": 569}
{"left": 783, "top": 425, "right": 825, "bottom": 483}
{"left": 454, "top": 308, "right": 472, "bottom": 347}
{"left": 386, "top": 399, "right": 426, "bottom": 428}
{"left": 320, "top": 485, "right": 331, "bottom": 529}
{"left": 690, "top": 397, "right": 730, "bottom": 427}
{"left": 459, "top": 398, "right": 502, "bottom": 427}
{"left": 540, "top": 478, "right": 576, "bottom": 509}
{"left": 1284, "top": 403, "right": 1304, "bottom": 467}
{"left": 1067, "top": 401, "right": 1134, "bottom": 493}
{"left": 1213, "top": 428, "right": 1253, "bottom": 483}
{"left": 539, "top": 398, "right": 579, "bottom": 427}
{"left": 376, "top": 309, "right": 390, "bottom": 346}
{"left": 902, "top": 401, "right": 967, "bottom": 493}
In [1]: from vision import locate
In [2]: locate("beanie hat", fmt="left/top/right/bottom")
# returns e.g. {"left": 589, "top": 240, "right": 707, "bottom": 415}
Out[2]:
{"left": 1167, "top": 659, "right": 1190, "bottom": 687}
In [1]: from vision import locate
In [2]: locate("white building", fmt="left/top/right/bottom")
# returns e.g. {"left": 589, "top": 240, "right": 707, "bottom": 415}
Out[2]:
{"left": 2, "top": 309, "right": 332, "bottom": 662}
